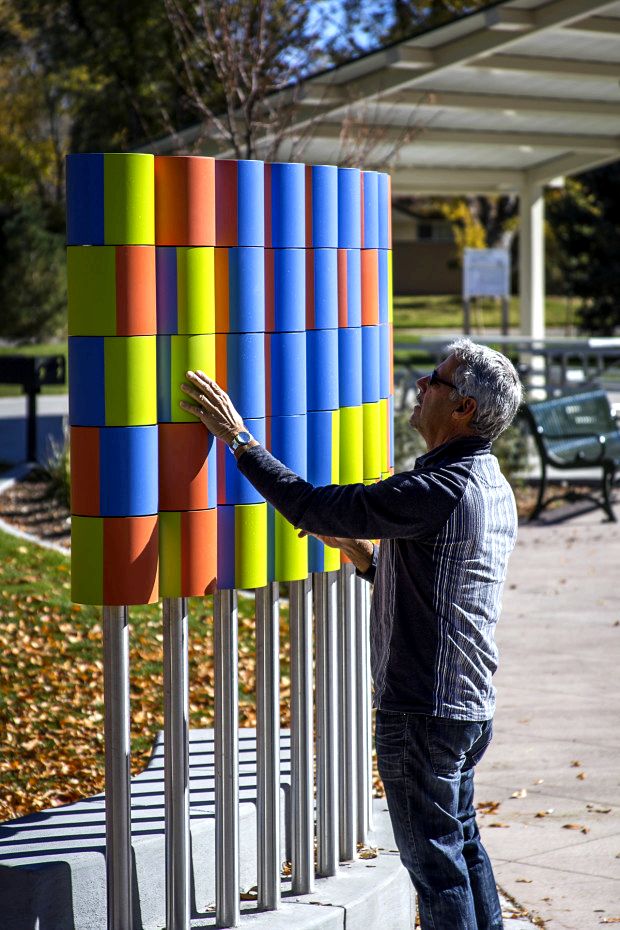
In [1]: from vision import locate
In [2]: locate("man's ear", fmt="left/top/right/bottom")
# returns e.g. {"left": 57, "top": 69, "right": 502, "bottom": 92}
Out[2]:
{"left": 452, "top": 396, "right": 477, "bottom": 426}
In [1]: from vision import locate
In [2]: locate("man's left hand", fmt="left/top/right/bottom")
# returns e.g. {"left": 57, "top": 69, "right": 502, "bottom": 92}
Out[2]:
{"left": 180, "top": 370, "right": 245, "bottom": 444}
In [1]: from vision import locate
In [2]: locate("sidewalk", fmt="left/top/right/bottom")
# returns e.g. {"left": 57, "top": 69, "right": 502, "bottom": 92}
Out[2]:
{"left": 474, "top": 501, "right": 620, "bottom": 929}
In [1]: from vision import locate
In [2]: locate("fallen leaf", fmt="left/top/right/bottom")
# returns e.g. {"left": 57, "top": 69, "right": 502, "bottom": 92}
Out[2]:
{"left": 599, "top": 919, "right": 620, "bottom": 924}
{"left": 571, "top": 760, "right": 582, "bottom": 767}
{"left": 477, "top": 799, "right": 501, "bottom": 814}
{"left": 535, "top": 809, "right": 554, "bottom": 818}
{"left": 533, "top": 778, "right": 544, "bottom": 785}
{"left": 357, "top": 845, "right": 379, "bottom": 860}
{"left": 587, "top": 805, "right": 612, "bottom": 814}
{"left": 511, "top": 788, "right": 528, "bottom": 799}
{"left": 563, "top": 823, "right": 586, "bottom": 830}
{"left": 576, "top": 772, "right": 587, "bottom": 780}
{"left": 581, "top": 826, "right": 591, "bottom": 834}
{"left": 516, "top": 878, "right": 533, "bottom": 883}
{"left": 489, "top": 822, "right": 510, "bottom": 828}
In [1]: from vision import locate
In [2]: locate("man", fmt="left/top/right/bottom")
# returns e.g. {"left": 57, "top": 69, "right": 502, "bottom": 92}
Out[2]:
{"left": 180, "top": 337, "right": 522, "bottom": 930}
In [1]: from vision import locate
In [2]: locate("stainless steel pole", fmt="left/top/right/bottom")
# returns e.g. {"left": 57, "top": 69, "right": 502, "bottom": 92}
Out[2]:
{"left": 314, "top": 571, "right": 338, "bottom": 877}
{"left": 255, "top": 582, "right": 281, "bottom": 911}
{"left": 214, "top": 589, "right": 239, "bottom": 929}
{"left": 103, "top": 606, "right": 133, "bottom": 930}
{"left": 163, "top": 597, "right": 191, "bottom": 930}
{"left": 355, "top": 576, "right": 370, "bottom": 845}
{"left": 365, "top": 582, "right": 375, "bottom": 832}
{"left": 338, "top": 564, "right": 357, "bottom": 862}
{"left": 289, "top": 577, "right": 314, "bottom": 894}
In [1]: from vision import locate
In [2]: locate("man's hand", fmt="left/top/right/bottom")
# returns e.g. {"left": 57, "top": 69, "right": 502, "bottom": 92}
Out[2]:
{"left": 299, "top": 531, "right": 374, "bottom": 574}
{"left": 180, "top": 370, "right": 245, "bottom": 445}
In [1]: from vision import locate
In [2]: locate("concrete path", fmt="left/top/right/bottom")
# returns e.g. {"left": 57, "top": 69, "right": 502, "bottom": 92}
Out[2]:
{"left": 475, "top": 501, "right": 620, "bottom": 929}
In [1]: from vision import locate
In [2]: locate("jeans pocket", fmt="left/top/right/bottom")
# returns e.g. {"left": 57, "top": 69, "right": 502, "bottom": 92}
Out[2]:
{"left": 375, "top": 711, "right": 407, "bottom": 781}
{"left": 425, "top": 717, "right": 483, "bottom": 778}
{"left": 469, "top": 718, "right": 494, "bottom": 767}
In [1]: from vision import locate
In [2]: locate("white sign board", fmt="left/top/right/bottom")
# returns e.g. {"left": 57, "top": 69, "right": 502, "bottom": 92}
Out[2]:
{"left": 463, "top": 248, "right": 510, "bottom": 299}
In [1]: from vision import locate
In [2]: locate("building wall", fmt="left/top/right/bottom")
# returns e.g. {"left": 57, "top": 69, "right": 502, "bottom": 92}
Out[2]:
{"left": 393, "top": 241, "right": 461, "bottom": 295}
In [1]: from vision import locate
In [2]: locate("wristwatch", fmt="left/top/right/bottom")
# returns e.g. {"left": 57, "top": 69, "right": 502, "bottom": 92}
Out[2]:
{"left": 229, "top": 430, "right": 254, "bottom": 454}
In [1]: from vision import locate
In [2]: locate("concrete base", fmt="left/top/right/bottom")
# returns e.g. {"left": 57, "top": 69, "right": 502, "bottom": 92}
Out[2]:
{"left": 0, "top": 730, "right": 413, "bottom": 930}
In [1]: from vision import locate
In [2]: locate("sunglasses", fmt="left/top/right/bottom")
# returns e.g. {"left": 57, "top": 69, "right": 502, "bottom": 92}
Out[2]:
{"left": 428, "top": 369, "right": 458, "bottom": 391}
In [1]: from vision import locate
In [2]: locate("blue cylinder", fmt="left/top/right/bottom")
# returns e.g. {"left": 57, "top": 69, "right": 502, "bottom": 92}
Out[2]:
{"left": 69, "top": 337, "right": 105, "bottom": 426}
{"left": 307, "top": 410, "right": 338, "bottom": 486}
{"left": 66, "top": 153, "right": 104, "bottom": 245}
{"left": 307, "top": 165, "right": 338, "bottom": 248}
{"left": 228, "top": 247, "right": 265, "bottom": 332}
{"left": 378, "top": 172, "right": 391, "bottom": 250}
{"left": 268, "top": 163, "right": 305, "bottom": 248}
{"left": 224, "top": 332, "right": 266, "bottom": 419}
{"left": 337, "top": 168, "right": 361, "bottom": 249}
{"left": 362, "top": 171, "right": 379, "bottom": 249}
{"left": 237, "top": 160, "right": 265, "bottom": 247}
{"left": 100, "top": 426, "right": 159, "bottom": 516}
{"left": 265, "top": 249, "right": 305, "bottom": 332}
{"left": 218, "top": 417, "right": 266, "bottom": 505}
{"left": 307, "top": 329, "right": 338, "bottom": 411}
{"left": 362, "top": 325, "right": 381, "bottom": 404}
{"left": 338, "top": 249, "right": 361, "bottom": 328}
{"left": 338, "top": 327, "right": 362, "bottom": 408}
{"left": 378, "top": 249, "right": 390, "bottom": 325}
{"left": 307, "top": 249, "right": 338, "bottom": 330}
{"left": 269, "top": 414, "right": 307, "bottom": 476}
{"left": 380, "top": 323, "right": 391, "bottom": 399}
{"left": 267, "top": 331, "right": 306, "bottom": 416}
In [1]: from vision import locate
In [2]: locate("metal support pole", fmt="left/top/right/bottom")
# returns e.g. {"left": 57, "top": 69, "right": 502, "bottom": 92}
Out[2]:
{"left": 355, "top": 576, "right": 371, "bottom": 846}
{"left": 338, "top": 564, "right": 357, "bottom": 862}
{"left": 256, "top": 582, "right": 281, "bottom": 911}
{"left": 314, "top": 571, "right": 339, "bottom": 877}
{"left": 214, "top": 590, "right": 240, "bottom": 929}
{"left": 103, "top": 606, "right": 133, "bottom": 930}
{"left": 289, "top": 577, "right": 314, "bottom": 894}
{"left": 26, "top": 388, "right": 38, "bottom": 462}
{"left": 163, "top": 597, "right": 191, "bottom": 930}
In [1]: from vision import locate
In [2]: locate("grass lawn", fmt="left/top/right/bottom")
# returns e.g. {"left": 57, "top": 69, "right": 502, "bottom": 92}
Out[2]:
{"left": 0, "top": 528, "right": 290, "bottom": 822}
{"left": 392, "top": 294, "right": 575, "bottom": 330}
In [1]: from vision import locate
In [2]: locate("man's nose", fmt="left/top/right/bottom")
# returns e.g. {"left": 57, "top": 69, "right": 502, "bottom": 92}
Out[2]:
{"left": 416, "top": 374, "right": 429, "bottom": 390}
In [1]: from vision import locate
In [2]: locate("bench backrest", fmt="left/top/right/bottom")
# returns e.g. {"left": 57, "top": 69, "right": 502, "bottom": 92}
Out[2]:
{"left": 524, "top": 390, "right": 616, "bottom": 443}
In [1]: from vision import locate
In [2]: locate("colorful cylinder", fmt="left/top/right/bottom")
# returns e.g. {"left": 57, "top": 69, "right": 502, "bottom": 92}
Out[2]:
{"left": 339, "top": 405, "right": 364, "bottom": 485}
{"left": 156, "top": 247, "right": 215, "bottom": 335}
{"left": 307, "top": 329, "right": 338, "bottom": 412}
{"left": 71, "top": 425, "right": 158, "bottom": 517}
{"left": 158, "top": 422, "right": 217, "bottom": 512}
{"left": 379, "top": 323, "right": 393, "bottom": 399}
{"left": 68, "top": 246, "right": 156, "bottom": 336}
{"left": 362, "top": 325, "right": 381, "bottom": 405}
{"left": 361, "top": 249, "right": 379, "bottom": 326}
{"left": 338, "top": 327, "right": 362, "bottom": 408}
{"left": 215, "top": 247, "right": 265, "bottom": 333}
{"left": 362, "top": 402, "right": 381, "bottom": 481}
{"left": 157, "top": 334, "right": 216, "bottom": 422}
{"left": 337, "top": 167, "right": 361, "bottom": 249}
{"left": 71, "top": 514, "right": 159, "bottom": 605}
{"left": 265, "top": 249, "right": 305, "bottom": 332}
{"left": 266, "top": 331, "right": 306, "bottom": 416}
{"left": 265, "top": 162, "right": 305, "bottom": 248}
{"left": 159, "top": 508, "right": 217, "bottom": 597}
{"left": 378, "top": 173, "right": 392, "bottom": 250}
{"left": 69, "top": 336, "right": 157, "bottom": 427}
{"left": 66, "top": 153, "right": 155, "bottom": 246}
{"left": 306, "top": 249, "right": 338, "bottom": 330}
{"left": 337, "top": 249, "right": 361, "bottom": 328}
{"left": 378, "top": 249, "right": 390, "bottom": 326}
{"left": 215, "top": 159, "right": 264, "bottom": 247}
{"left": 380, "top": 397, "right": 390, "bottom": 475}
{"left": 217, "top": 503, "right": 268, "bottom": 590}
{"left": 216, "top": 332, "right": 265, "bottom": 419}
{"left": 155, "top": 155, "right": 215, "bottom": 246}
{"left": 305, "top": 165, "right": 338, "bottom": 249}
{"left": 361, "top": 171, "right": 379, "bottom": 249}
{"left": 267, "top": 414, "right": 308, "bottom": 582}
{"left": 217, "top": 418, "right": 266, "bottom": 505}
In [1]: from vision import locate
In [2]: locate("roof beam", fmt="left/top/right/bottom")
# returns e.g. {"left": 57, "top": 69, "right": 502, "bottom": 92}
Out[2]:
{"left": 391, "top": 166, "right": 524, "bottom": 194}
{"left": 524, "top": 150, "right": 620, "bottom": 185}
{"left": 470, "top": 53, "right": 620, "bottom": 79}
{"left": 564, "top": 14, "right": 620, "bottom": 35}
{"left": 383, "top": 88, "right": 620, "bottom": 117}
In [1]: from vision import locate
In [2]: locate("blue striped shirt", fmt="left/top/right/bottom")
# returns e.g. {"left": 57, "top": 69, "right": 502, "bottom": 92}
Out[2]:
{"left": 238, "top": 435, "right": 517, "bottom": 721}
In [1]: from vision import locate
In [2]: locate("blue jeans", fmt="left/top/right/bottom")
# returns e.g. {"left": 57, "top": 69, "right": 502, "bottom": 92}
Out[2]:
{"left": 375, "top": 710, "right": 502, "bottom": 930}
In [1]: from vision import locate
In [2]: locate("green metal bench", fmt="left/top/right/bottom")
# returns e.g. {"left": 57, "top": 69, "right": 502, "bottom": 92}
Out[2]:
{"left": 522, "top": 389, "right": 620, "bottom": 522}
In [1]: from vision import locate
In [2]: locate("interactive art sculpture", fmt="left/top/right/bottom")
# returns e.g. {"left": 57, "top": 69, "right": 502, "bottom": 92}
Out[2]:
{"left": 66, "top": 153, "right": 393, "bottom": 605}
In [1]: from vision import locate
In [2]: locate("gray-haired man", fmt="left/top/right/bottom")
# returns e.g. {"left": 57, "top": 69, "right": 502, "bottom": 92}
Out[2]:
{"left": 180, "top": 337, "right": 523, "bottom": 930}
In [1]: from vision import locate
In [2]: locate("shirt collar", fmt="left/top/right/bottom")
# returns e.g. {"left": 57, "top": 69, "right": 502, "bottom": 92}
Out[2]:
{"left": 415, "top": 434, "right": 492, "bottom": 470}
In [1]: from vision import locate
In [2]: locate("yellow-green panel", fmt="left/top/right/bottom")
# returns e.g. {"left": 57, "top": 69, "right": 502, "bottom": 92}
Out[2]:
{"left": 104, "top": 153, "right": 154, "bottom": 245}
{"left": 177, "top": 247, "right": 215, "bottom": 335}
{"left": 235, "top": 503, "right": 267, "bottom": 589}
{"left": 67, "top": 246, "right": 116, "bottom": 336}
{"left": 330, "top": 409, "right": 340, "bottom": 484}
{"left": 387, "top": 250, "right": 393, "bottom": 324}
{"left": 159, "top": 510, "right": 182, "bottom": 598}
{"left": 104, "top": 336, "right": 157, "bottom": 425}
{"left": 339, "top": 405, "right": 364, "bottom": 485}
{"left": 170, "top": 334, "right": 216, "bottom": 423}
{"left": 274, "top": 511, "right": 308, "bottom": 581}
{"left": 380, "top": 398, "right": 389, "bottom": 474}
{"left": 71, "top": 516, "right": 103, "bottom": 604}
{"left": 363, "top": 402, "right": 381, "bottom": 481}
{"left": 322, "top": 543, "right": 342, "bottom": 573}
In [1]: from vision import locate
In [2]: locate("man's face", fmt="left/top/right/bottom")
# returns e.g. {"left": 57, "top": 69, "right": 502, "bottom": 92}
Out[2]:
{"left": 409, "top": 354, "right": 462, "bottom": 439}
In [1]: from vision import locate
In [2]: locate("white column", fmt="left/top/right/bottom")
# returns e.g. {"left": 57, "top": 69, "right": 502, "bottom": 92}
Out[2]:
{"left": 519, "top": 179, "right": 545, "bottom": 339}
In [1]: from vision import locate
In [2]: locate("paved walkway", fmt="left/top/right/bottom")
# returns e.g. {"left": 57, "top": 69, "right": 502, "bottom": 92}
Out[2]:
{"left": 475, "top": 500, "right": 620, "bottom": 929}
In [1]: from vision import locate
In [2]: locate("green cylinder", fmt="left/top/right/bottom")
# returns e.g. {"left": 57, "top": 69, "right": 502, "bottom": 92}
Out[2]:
{"left": 104, "top": 153, "right": 155, "bottom": 245}
{"left": 104, "top": 335, "right": 157, "bottom": 425}
{"left": 71, "top": 516, "right": 104, "bottom": 604}
{"left": 177, "top": 247, "right": 216, "bottom": 334}
{"left": 235, "top": 503, "right": 268, "bottom": 589}
{"left": 339, "top": 405, "right": 364, "bottom": 484}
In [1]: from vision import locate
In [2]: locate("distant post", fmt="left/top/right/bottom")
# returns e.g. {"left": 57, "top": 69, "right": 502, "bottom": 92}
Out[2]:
{"left": 463, "top": 248, "right": 511, "bottom": 336}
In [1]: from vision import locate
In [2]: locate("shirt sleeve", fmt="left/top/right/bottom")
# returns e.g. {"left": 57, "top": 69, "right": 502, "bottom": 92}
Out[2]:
{"left": 357, "top": 544, "right": 378, "bottom": 584}
{"left": 237, "top": 445, "right": 467, "bottom": 540}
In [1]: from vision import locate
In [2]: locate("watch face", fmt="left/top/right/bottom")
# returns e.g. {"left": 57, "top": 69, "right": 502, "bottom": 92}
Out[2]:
{"left": 236, "top": 430, "right": 252, "bottom": 445}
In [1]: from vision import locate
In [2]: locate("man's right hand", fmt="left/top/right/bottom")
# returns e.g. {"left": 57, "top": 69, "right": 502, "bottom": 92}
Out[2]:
{"left": 298, "top": 531, "right": 374, "bottom": 574}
